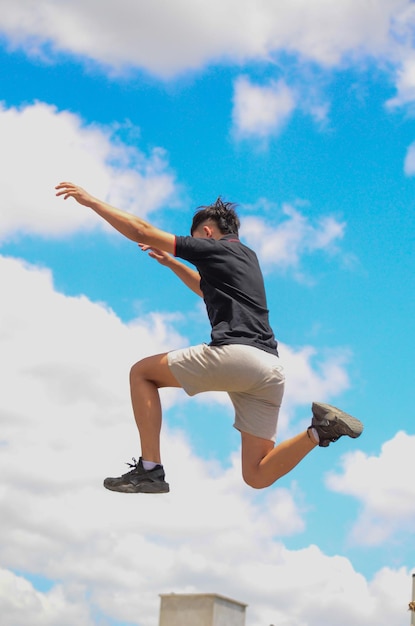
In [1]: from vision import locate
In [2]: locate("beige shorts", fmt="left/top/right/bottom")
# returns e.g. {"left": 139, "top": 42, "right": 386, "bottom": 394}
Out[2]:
{"left": 167, "top": 343, "right": 285, "bottom": 442}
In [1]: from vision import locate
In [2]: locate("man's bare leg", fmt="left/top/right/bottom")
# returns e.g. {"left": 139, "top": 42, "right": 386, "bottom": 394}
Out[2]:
{"left": 129, "top": 352, "right": 181, "bottom": 463}
{"left": 241, "top": 430, "right": 317, "bottom": 489}
{"left": 103, "top": 352, "right": 181, "bottom": 493}
{"left": 241, "top": 403, "right": 364, "bottom": 488}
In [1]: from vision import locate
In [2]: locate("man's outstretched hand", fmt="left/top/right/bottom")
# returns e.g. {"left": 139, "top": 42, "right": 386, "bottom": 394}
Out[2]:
{"left": 55, "top": 180, "right": 176, "bottom": 253}
{"left": 55, "top": 182, "right": 95, "bottom": 207}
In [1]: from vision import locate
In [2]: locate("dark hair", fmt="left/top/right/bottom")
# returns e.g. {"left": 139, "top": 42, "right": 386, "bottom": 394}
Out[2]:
{"left": 190, "top": 197, "right": 240, "bottom": 236}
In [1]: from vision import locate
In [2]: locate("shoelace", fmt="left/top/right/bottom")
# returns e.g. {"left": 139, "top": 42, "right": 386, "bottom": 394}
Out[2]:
{"left": 126, "top": 457, "right": 138, "bottom": 469}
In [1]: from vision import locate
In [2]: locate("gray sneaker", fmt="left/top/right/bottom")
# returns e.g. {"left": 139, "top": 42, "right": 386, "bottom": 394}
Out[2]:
{"left": 103, "top": 457, "right": 170, "bottom": 493}
{"left": 310, "top": 402, "right": 364, "bottom": 447}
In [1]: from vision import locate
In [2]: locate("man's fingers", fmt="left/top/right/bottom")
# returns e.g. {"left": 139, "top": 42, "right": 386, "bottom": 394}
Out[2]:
{"left": 55, "top": 181, "right": 73, "bottom": 190}
{"left": 55, "top": 182, "right": 74, "bottom": 197}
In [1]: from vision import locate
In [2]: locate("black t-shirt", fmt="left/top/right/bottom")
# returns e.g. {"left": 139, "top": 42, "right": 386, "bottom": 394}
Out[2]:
{"left": 174, "top": 234, "right": 278, "bottom": 355}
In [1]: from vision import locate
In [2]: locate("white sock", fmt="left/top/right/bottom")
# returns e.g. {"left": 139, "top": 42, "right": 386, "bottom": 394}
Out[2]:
{"left": 142, "top": 459, "right": 159, "bottom": 470}
{"left": 309, "top": 427, "right": 319, "bottom": 444}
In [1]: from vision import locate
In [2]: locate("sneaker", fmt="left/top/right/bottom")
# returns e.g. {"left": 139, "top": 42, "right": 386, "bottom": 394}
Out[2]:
{"left": 310, "top": 402, "right": 364, "bottom": 447}
{"left": 103, "top": 457, "right": 170, "bottom": 493}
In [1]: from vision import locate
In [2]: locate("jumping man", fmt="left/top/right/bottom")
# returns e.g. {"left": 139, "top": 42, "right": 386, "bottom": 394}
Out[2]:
{"left": 55, "top": 182, "right": 364, "bottom": 494}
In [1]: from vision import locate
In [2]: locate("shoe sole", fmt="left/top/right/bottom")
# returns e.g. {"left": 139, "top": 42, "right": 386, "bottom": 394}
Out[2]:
{"left": 103, "top": 480, "right": 170, "bottom": 494}
{"left": 312, "top": 402, "right": 364, "bottom": 438}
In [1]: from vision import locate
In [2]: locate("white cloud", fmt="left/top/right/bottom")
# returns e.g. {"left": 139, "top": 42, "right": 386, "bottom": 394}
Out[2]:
{"left": 386, "top": 3, "right": 415, "bottom": 107}
{"left": 0, "top": 569, "right": 94, "bottom": 626}
{"left": 0, "top": 101, "right": 177, "bottom": 242}
{"left": 231, "top": 75, "right": 332, "bottom": 141}
{"left": 326, "top": 431, "right": 415, "bottom": 545}
{"left": 387, "top": 52, "right": 415, "bottom": 108}
{"left": 404, "top": 140, "right": 415, "bottom": 175}
{"left": 232, "top": 77, "right": 296, "bottom": 139}
{"left": 1, "top": 253, "right": 409, "bottom": 626}
{"left": 240, "top": 202, "right": 346, "bottom": 273}
{"left": 0, "top": 0, "right": 410, "bottom": 78}
{"left": 280, "top": 342, "right": 350, "bottom": 410}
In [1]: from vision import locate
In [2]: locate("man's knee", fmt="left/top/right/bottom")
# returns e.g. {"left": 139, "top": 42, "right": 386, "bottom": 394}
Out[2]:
{"left": 242, "top": 468, "right": 268, "bottom": 490}
{"left": 130, "top": 359, "right": 146, "bottom": 382}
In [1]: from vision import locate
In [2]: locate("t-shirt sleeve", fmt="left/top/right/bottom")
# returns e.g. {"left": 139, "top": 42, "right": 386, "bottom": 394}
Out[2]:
{"left": 174, "top": 236, "right": 217, "bottom": 263}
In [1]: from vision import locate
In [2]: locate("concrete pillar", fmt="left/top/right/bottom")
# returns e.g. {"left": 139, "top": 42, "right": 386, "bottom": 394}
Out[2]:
{"left": 159, "top": 593, "right": 247, "bottom": 626}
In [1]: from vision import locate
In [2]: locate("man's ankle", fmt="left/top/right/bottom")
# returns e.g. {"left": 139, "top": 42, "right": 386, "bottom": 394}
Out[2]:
{"left": 141, "top": 459, "right": 160, "bottom": 471}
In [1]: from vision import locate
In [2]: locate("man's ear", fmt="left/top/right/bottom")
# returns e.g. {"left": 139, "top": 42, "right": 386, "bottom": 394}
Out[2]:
{"left": 203, "top": 224, "right": 214, "bottom": 238}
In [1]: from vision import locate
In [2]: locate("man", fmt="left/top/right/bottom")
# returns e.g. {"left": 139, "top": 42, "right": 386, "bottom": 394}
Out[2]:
{"left": 55, "top": 182, "right": 364, "bottom": 494}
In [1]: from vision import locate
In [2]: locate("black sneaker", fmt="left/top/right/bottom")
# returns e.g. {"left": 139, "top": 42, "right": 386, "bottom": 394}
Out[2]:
{"left": 310, "top": 402, "right": 364, "bottom": 447}
{"left": 103, "top": 457, "right": 170, "bottom": 493}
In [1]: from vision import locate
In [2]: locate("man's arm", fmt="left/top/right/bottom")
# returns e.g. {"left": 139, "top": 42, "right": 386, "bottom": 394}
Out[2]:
{"left": 55, "top": 182, "right": 175, "bottom": 253}
{"left": 140, "top": 245, "right": 203, "bottom": 297}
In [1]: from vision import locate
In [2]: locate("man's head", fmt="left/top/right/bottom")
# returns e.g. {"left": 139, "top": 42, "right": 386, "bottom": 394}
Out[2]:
{"left": 190, "top": 198, "right": 240, "bottom": 239}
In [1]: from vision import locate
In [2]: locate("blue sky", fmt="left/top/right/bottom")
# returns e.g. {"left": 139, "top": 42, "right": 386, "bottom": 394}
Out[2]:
{"left": 1, "top": 2, "right": 415, "bottom": 625}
